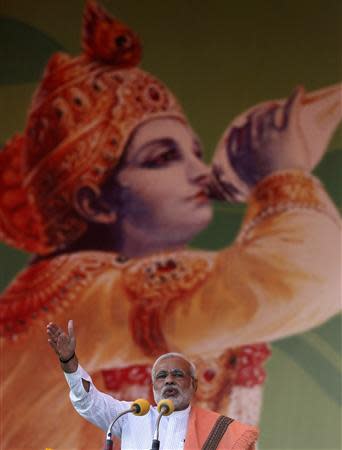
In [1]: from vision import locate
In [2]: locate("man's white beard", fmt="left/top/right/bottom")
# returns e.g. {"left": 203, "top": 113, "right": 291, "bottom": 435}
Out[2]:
{"left": 153, "top": 385, "right": 192, "bottom": 410}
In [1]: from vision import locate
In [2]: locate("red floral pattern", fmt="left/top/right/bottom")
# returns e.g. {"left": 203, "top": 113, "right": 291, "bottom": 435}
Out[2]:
{"left": 101, "top": 343, "right": 271, "bottom": 394}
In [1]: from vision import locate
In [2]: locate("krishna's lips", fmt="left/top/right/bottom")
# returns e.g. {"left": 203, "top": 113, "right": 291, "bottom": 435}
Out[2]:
{"left": 187, "top": 189, "right": 209, "bottom": 204}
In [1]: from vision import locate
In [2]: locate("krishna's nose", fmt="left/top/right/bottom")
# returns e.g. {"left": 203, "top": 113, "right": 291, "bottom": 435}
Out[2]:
{"left": 187, "top": 154, "right": 211, "bottom": 186}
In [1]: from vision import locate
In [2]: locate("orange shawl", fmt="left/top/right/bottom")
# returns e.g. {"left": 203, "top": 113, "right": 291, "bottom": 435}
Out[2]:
{"left": 185, "top": 406, "right": 259, "bottom": 450}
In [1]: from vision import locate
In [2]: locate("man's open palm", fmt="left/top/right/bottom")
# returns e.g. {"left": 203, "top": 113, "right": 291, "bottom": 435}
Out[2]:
{"left": 47, "top": 320, "right": 76, "bottom": 361}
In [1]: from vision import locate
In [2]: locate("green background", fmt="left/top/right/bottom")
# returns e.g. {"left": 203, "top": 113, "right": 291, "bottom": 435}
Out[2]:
{"left": 0, "top": 1, "right": 341, "bottom": 448}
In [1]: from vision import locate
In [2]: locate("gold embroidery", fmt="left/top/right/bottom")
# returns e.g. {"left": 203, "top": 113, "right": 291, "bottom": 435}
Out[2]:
{"left": 122, "top": 251, "right": 212, "bottom": 356}
{"left": 239, "top": 170, "right": 339, "bottom": 241}
{"left": 0, "top": 252, "right": 123, "bottom": 339}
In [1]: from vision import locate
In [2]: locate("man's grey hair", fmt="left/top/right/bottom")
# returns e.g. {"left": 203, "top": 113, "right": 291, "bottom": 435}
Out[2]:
{"left": 151, "top": 352, "right": 197, "bottom": 380}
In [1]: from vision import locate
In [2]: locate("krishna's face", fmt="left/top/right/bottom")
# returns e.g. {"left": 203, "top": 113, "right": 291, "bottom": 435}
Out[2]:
{"left": 107, "top": 116, "right": 213, "bottom": 249}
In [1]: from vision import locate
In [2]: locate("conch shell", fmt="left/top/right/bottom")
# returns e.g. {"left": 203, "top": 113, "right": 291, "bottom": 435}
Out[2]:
{"left": 212, "top": 83, "right": 341, "bottom": 202}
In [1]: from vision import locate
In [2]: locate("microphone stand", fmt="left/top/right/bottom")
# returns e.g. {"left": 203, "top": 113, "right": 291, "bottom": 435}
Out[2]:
{"left": 151, "top": 410, "right": 165, "bottom": 450}
{"left": 150, "top": 399, "right": 174, "bottom": 450}
{"left": 104, "top": 399, "right": 150, "bottom": 450}
{"left": 104, "top": 409, "right": 134, "bottom": 450}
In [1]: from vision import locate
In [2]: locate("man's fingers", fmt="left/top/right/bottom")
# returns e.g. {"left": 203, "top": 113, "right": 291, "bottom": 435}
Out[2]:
{"left": 46, "top": 322, "right": 60, "bottom": 335}
{"left": 47, "top": 339, "right": 57, "bottom": 351}
{"left": 67, "top": 320, "right": 75, "bottom": 339}
{"left": 47, "top": 329, "right": 55, "bottom": 339}
{"left": 47, "top": 327, "right": 58, "bottom": 339}
{"left": 46, "top": 322, "right": 56, "bottom": 332}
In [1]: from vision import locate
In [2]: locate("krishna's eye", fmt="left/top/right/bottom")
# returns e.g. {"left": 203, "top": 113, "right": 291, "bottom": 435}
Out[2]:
{"left": 142, "top": 147, "right": 179, "bottom": 168}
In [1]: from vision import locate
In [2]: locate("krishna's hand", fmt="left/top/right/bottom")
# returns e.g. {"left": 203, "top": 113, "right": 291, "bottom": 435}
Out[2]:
{"left": 211, "top": 83, "right": 341, "bottom": 202}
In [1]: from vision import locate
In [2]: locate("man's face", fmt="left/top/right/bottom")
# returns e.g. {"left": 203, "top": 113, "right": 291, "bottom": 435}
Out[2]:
{"left": 152, "top": 356, "right": 197, "bottom": 411}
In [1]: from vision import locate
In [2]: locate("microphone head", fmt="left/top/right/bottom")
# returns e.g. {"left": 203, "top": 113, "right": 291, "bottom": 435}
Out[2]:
{"left": 131, "top": 398, "right": 150, "bottom": 416}
{"left": 157, "top": 399, "right": 174, "bottom": 416}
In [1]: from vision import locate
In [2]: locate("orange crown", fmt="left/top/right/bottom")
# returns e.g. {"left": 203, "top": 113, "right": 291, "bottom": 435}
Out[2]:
{"left": 0, "top": 1, "right": 185, "bottom": 254}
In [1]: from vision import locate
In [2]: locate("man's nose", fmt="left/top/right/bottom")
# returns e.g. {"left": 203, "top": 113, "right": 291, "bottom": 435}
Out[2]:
{"left": 165, "top": 374, "right": 175, "bottom": 384}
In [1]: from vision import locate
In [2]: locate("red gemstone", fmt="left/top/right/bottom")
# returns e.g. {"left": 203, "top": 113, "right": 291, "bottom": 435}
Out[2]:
{"left": 203, "top": 369, "right": 216, "bottom": 382}
{"left": 148, "top": 86, "right": 160, "bottom": 101}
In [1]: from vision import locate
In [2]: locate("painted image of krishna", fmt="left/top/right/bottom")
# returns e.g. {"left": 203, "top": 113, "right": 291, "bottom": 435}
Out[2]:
{"left": 0, "top": 2, "right": 341, "bottom": 449}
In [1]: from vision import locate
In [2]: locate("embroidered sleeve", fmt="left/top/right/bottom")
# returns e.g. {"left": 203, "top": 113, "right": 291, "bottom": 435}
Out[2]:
{"left": 162, "top": 169, "right": 341, "bottom": 352}
{"left": 238, "top": 169, "right": 339, "bottom": 242}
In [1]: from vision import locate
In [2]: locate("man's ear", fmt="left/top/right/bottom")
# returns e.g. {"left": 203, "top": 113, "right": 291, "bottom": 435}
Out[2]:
{"left": 192, "top": 377, "right": 198, "bottom": 393}
{"left": 74, "top": 184, "right": 117, "bottom": 224}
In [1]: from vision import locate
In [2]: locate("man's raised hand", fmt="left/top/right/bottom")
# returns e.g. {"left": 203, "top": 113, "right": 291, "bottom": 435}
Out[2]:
{"left": 46, "top": 320, "right": 76, "bottom": 362}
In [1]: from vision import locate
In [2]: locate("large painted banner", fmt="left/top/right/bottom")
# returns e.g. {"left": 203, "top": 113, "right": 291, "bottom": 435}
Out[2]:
{"left": 0, "top": 1, "right": 341, "bottom": 449}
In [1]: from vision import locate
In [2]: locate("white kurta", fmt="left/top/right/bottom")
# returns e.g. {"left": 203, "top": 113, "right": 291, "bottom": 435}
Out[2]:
{"left": 64, "top": 365, "right": 190, "bottom": 449}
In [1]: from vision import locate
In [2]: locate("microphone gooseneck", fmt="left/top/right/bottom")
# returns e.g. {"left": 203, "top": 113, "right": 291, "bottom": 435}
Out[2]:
{"left": 104, "top": 399, "right": 150, "bottom": 450}
{"left": 151, "top": 399, "right": 175, "bottom": 450}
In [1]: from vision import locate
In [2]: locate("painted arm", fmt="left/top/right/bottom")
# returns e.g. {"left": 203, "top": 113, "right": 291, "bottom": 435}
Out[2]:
{"left": 162, "top": 86, "right": 341, "bottom": 353}
{"left": 165, "top": 170, "right": 340, "bottom": 353}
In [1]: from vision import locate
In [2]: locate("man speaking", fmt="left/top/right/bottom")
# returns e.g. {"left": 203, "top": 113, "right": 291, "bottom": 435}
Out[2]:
{"left": 47, "top": 320, "right": 259, "bottom": 449}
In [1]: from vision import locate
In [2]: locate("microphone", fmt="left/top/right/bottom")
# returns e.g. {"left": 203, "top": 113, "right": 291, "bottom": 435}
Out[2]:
{"left": 104, "top": 398, "right": 150, "bottom": 450}
{"left": 157, "top": 399, "right": 174, "bottom": 416}
{"left": 151, "top": 399, "right": 175, "bottom": 450}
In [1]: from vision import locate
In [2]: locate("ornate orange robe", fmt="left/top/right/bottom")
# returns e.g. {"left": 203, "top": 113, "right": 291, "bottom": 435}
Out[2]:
{"left": 1, "top": 170, "right": 340, "bottom": 449}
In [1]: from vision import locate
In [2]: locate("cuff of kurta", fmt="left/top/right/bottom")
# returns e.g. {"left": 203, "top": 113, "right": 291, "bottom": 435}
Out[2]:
{"left": 64, "top": 364, "right": 91, "bottom": 389}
